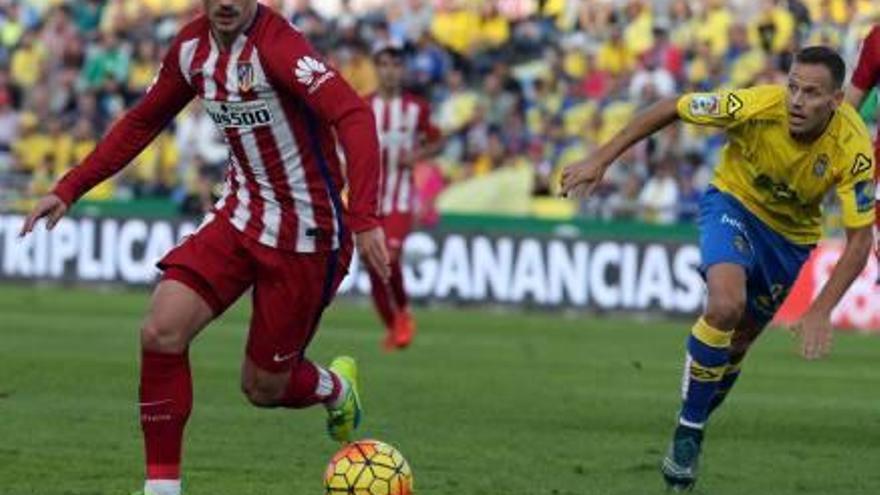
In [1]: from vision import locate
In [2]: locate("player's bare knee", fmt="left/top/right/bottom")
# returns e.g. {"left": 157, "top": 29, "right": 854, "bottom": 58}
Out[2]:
{"left": 141, "top": 318, "right": 189, "bottom": 353}
{"left": 704, "top": 297, "right": 745, "bottom": 331}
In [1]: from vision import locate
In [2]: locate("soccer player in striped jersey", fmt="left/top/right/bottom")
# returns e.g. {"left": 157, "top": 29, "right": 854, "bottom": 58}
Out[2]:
{"left": 366, "top": 44, "right": 442, "bottom": 350}
{"left": 19, "top": 2, "right": 389, "bottom": 494}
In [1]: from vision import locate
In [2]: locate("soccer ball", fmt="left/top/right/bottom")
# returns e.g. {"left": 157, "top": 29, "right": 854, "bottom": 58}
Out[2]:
{"left": 324, "top": 439, "right": 413, "bottom": 494}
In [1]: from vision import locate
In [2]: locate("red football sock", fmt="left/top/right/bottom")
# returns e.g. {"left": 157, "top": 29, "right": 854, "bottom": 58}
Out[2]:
{"left": 279, "top": 359, "right": 340, "bottom": 409}
{"left": 388, "top": 257, "right": 408, "bottom": 311}
{"left": 140, "top": 350, "right": 192, "bottom": 480}
{"left": 368, "top": 266, "right": 396, "bottom": 328}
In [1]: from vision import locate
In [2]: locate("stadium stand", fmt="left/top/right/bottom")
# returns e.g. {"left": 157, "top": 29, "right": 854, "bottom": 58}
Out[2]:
{"left": 0, "top": 0, "right": 877, "bottom": 224}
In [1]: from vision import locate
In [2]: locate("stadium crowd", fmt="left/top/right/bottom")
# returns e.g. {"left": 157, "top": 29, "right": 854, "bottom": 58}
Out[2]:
{"left": 0, "top": 0, "right": 878, "bottom": 224}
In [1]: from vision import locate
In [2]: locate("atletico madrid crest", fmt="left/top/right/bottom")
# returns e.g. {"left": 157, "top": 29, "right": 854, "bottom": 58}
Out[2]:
{"left": 237, "top": 62, "right": 254, "bottom": 93}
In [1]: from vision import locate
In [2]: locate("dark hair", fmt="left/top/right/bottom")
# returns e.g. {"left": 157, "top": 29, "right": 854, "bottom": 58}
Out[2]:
{"left": 372, "top": 44, "right": 405, "bottom": 61}
{"left": 794, "top": 46, "right": 845, "bottom": 89}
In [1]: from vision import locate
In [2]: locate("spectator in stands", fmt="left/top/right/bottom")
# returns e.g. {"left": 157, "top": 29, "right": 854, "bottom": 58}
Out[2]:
{"left": 696, "top": 0, "right": 733, "bottom": 58}
{"left": 68, "top": 117, "right": 96, "bottom": 185}
{"left": 596, "top": 24, "right": 635, "bottom": 76}
{"left": 39, "top": 6, "right": 79, "bottom": 64}
{"left": 126, "top": 39, "right": 160, "bottom": 103}
{"left": 399, "top": 0, "right": 432, "bottom": 42}
{"left": 430, "top": 1, "right": 480, "bottom": 58}
{"left": 46, "top": 118, "right": 72, "bottom": 179}
{"left": 677, "top": 167, "right": 702, "bottom": 223}
{"left": 481, "top": 72, "right": 517, "bottom": 129}
{"left": 0, "top": 3, "right": 26, "bottom": 56}
{"left": 752, "top": 0, "right": 797, "bottom": 55}
{"left": 629, "top": 53, "right": 676, "bottom": 107}
{"left": 12, "top": 112, "right": 50, "bottom": 174}
{"left": 646, "top": 23, "right": 685, "bottom": 83}
{"left": 290, "top": 0, "right": 326, "bottom": 38}
{"left": 668, "top": 0, "right": 697, "bottom": 50}
{"left": 470, "top": 126, "right": 508, "bottom": 178}
{"left": 70, "top": 0, "right": 104, "bottom": 35}
{"left": 10, "top": 31, "right": 44, "bottom": 92}
{"left": 79, "top": 30, "right": 129, "bottom": 91}
{"left": 727, "top": 23, "right": 767, "bottom": 87}
{"left": 436, "top": 67, "right": 478, "bottom": 160}
{"left": 577, "top": 48, "right": 612, "bottom": 101}
{"left": 337, "top": 40, "right": 378, "bottom": 97}
{"left": 409, "top": 31, "right": 450, "bottom": 87}
{"left": 602, "top": 173, "right": 643, "bottom": 221}
{"left": 638, "top": 157, "right": 680, "bottom": 225}
{"left": 472, "top": 2, "right": 510, "bottom": 72}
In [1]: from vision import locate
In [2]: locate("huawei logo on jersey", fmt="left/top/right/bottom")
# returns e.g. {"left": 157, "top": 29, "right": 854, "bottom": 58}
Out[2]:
{"left": 295, "top": 56, "right": 326, "bottom": 85}
{"left": 295, "top": 56, "right": 334, "bottom": 94}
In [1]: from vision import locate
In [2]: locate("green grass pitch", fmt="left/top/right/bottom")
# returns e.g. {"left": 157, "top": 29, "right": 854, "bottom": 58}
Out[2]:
{"left": 1, "top": 284, "right": 878, "bottom": 494}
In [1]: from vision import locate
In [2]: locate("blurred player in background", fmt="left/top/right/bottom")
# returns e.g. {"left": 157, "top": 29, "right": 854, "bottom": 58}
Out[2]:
{"left": 366, "top": 44, "right": 442, "bottom": 350}
{"left": 562, "top": 46, "right": 875, "bottom": 491}
{"left": 847, "top": 24, "right": 880, "bottom": 262}
{"left": 19, "top": 1, "right": 389, "bottom": 494}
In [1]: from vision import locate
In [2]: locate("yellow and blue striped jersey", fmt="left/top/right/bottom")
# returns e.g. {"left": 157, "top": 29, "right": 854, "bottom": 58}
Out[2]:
{"left": 677, "top": 85, "right": 875, "bottom": 245}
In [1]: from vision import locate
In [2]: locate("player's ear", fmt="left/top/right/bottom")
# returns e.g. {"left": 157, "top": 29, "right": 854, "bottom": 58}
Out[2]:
{"left": 830, "top": 87, "right": 845, "bottom": 109}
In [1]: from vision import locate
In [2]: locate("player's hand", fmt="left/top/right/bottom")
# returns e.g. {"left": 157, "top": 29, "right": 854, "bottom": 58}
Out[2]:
{"left": 560, "top": 159, "right": 607, "bottom": 198}
{"left": 356, "top": 226, "right": 390, "bottom": 281}
{"left": 19, "top": 194, "right": 68, "bottom": 237}
{"left": 791, "top": 309, "right": 833, "bottom": 360}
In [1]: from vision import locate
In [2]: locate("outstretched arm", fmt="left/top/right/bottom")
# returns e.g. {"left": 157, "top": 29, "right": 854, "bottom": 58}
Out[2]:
{"left": 560, "top": 97, "right": 679, "bottom": 197}
{"left": 795, "top": 225, "right": 873, "bottom": 359}
{"left": 19, "top": 43, "right": 195, "bottom": 236}
{"left": 20, "top": 39, "right": 195, "bottom": 236}
{"left": 53, "top": 45, "right": 195, "bottom": 207}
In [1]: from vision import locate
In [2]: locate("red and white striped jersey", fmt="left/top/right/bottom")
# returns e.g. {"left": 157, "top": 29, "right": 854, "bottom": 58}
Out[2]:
{"left": 368, "top": 93, "right": 439, "bottom": 216}
{"left": 54, "top": 5, "right": 380, "bottom": 252}
{"left": 852, "top": 25, "right": 880, "bottom": 152}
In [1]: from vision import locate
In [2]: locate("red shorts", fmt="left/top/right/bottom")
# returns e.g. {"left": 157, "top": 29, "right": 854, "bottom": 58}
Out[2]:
{"left": 157, "top": 215, "right": 352, "bottom": 372}
{"left": 381, "top": 212, "right": 413, "bottom": 253}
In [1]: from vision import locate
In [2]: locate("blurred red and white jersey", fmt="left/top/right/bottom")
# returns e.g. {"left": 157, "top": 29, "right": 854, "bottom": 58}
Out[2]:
{"left": 368, "top": 93, "right": 440, "bottom": 216}
{"left": 851, "top": 24, "right": 880, "bottom": 225}
{"left": 852, "top": 26, "right": 880, "bottom": 152}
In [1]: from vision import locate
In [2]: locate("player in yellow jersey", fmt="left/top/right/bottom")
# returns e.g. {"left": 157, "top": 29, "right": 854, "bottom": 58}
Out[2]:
{"left": 561, "top": 46, "right": 875, "bottom": 491}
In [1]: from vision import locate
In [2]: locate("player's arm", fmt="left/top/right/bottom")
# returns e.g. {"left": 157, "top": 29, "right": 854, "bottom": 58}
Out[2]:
{"left": 797, "top": 225, "right": 872, "bottom": 359}
{"left": 797, "top": 150, "right": 876, "bottom": 359}
{"left": 20, "top": 40, "right": 195, "bottom": 237}
{"left": 847, "top": 26, "right": 880, "bottom": 110}
{"left": 260, "top": 24, "right": 388, "bottom": 279}
{"left": 561, "top": 86, "right": 772, "bottom": 197}
{"left": 560, "top": 97, "right": 679, "bottom": 197}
